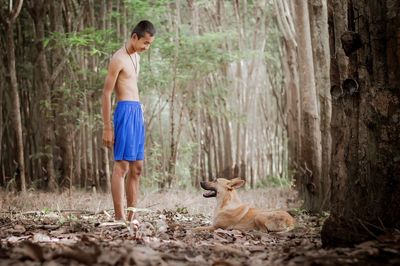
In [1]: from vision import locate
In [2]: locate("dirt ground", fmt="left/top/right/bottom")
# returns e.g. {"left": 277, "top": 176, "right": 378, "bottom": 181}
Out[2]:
{"left": 0, "top": 188, "right": 399, "bottom": 265}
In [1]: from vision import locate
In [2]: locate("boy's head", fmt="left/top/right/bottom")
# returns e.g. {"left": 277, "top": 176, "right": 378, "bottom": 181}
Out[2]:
{"left": 130, "top": 20, "right": 156, "bottom": 53}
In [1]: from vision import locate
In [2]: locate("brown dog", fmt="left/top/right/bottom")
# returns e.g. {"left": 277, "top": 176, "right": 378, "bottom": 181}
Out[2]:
{"left": 195, "top": 178, "right": 294, "bottom": 232}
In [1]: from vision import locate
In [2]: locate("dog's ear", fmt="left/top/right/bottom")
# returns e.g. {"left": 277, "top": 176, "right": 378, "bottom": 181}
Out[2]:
{"left": 227, "top": 178, "right": 245, "bottom": 190}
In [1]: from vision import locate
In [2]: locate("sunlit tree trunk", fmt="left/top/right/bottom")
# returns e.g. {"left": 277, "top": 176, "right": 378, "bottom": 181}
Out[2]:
{"left": 294, "top": 0, "right": 323, "bottom": 212}
{"left": 274, "top": 0, "right": 301, "bottom": 178}
{"left": 309, "top": 0, "right": 331, "bottom": 210}
{"left": 223, "top": 116, "right": 233, "bottom": 178}
{"left": 188, "top": 0, "right": 201, "bottom": 186}
{"left": 165, "top": 0, "right": 185, "bottom": 188}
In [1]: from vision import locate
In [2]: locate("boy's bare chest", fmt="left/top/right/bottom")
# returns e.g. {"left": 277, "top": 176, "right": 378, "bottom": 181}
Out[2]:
{"left": 120, "top": 58, "right": 139, "bottom": 80}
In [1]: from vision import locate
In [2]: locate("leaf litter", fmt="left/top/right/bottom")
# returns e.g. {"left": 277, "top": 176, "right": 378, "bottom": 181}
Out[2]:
{"left": 0, "top": 192, "right": 399, "bottom": 265}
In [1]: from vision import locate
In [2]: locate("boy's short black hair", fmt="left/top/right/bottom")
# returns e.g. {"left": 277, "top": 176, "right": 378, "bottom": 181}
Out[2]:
{"left": 131, "top": 20, "right": 156, "bottom": 39}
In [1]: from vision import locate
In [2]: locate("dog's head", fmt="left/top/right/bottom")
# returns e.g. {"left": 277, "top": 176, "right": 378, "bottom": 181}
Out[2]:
{"left": 200, "top": 178, "right": 245, "bottom": 198}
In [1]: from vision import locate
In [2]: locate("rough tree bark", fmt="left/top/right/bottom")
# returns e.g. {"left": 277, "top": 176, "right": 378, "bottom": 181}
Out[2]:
{"left": 50, "top": 0, "right": 74, "bottom": 191}
{"left": 322, "top": 0, "right": 400, "bottom": 246}
{"left": 0, "top": 0, "right": 26, "bottom": 192}
{"left": 27, "top": 0, "right": 58, "bottom": 191}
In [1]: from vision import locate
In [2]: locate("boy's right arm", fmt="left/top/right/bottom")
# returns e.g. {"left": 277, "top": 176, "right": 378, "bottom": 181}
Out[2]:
{"left": 102, "top": 57, "right": 122, "bottom": 149}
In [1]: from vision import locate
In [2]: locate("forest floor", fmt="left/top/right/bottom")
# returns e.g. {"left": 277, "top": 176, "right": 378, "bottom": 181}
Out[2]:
{"left": 0, "top": 188, "right": 399, "bottom": 265}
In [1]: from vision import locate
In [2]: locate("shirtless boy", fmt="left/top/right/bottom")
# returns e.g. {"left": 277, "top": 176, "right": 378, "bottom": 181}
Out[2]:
{"left": 102, "top": 20, "right": 155, "bottom": 222}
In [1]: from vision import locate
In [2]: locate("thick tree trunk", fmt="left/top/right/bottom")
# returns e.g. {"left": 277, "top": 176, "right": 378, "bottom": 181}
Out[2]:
{"left": 322, "top": 0, "right": 400, "bottom": 246}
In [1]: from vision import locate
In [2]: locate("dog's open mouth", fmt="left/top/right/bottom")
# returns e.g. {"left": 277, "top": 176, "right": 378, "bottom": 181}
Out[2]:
{"left": 200, "top": 181, "right": 217, "bottom": 198}
{"left": 202, "top": 188, "right": 217, "bottom": 198}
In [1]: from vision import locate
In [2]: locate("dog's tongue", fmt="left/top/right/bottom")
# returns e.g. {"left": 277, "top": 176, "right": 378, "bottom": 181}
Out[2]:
{"left": 203, "top": 191, "right": 216, "bottom": 197}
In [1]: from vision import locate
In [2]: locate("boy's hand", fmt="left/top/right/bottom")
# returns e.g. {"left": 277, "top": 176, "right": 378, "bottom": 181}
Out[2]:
{"left": 102, "top": 128, "right": 114, "bottom": 149}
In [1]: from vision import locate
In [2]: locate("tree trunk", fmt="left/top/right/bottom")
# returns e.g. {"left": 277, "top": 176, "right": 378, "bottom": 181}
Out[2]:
{"left": 322, "top": 0, "right": 400, "bottom": 246}
{"left": 309, "top": 0, "right": 332, "bottom": 210}
{"left": 294, "top": 0, "right": 323, "bottom": 212}
{"left": 106, "top": 0, "right": 113, "bottom": 30}
{"left": 81, "top": 127, "right": 88, "bottom": 189}
{"left": 86, "top": 97, "right": 94, "bottom": 188}
{"left": 1, "top": 0, "right": 26, "bottom": 192}
{"left": 165, "top": 0, "right": 181, "bottom": 188}
{"left": 102, "top": 146, "right": 111, "bottom": 193}
{"left": 73, "top": 129, "right": 82, "bottom": 189}
{"left": 274, "top": 0, "right": 300, "bottom": 182}
{"left": 28, "top": 1, "right": 58, "bottom": 191}
{"left": 0, "top": 76, "right": 3, "bottom": 186}
{"left": 50, "top": 0, "right": 75, "bottom": 191}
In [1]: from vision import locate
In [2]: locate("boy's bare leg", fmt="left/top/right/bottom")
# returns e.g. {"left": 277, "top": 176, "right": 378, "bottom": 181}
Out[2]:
{"left": 111, "top": 161, "right": 129, "bottom": 221}
{"left": 126, "top": 160, "right": 143, "bottom": 222}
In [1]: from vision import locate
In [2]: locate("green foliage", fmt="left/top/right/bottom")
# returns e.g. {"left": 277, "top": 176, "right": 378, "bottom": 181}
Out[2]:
{"left": 41, "top": 207, "right": 52, "bottom": 214}
{"left": 5, "top": 0, "right": 286, "bottom": 191}
{"left": 175, "top": 142, "right": 197, "bottom": 189}
{"left": 142, "top": 141, "right": 165, "bottom": 188}
{"left": 175, "top": 205, "right": 188, "bottom": 214}
{"left": 45, "top": 28, "right": 118, "bottom": 56}
{"left": 125, "top": 0, "right": 171, "bottom": 21}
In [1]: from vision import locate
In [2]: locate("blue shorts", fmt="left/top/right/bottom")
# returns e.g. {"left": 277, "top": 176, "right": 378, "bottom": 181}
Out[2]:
{"left": 113, "top": 101, "right": 145, "bottom": 161}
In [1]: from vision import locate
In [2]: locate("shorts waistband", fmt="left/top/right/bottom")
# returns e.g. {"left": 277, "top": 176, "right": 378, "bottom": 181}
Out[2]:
{"left": 116, "top": 100, "right": 142, "bottom": 106}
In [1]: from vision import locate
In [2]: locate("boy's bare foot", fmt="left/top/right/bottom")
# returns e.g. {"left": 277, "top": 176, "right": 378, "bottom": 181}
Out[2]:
{"left": 127, "top": 211, "right": 135, "bottom": 222}
{"left": 98, "top": 219, "right": 128, "bottom": 228}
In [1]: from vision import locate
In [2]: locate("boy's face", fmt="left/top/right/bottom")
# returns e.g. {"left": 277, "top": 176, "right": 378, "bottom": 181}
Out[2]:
{"left": 132, "top": 32, "right": 155, "bottom": 53}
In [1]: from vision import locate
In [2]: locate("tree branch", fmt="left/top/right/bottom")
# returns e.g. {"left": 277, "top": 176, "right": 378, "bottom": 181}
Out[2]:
{"left": 9, "top": 0, "right": 23, "bottom": 23}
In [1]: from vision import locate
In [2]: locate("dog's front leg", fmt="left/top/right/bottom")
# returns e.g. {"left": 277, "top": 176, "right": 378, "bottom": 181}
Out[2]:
{"left": 192, "top": 225, "right": 215, "bottom": 232}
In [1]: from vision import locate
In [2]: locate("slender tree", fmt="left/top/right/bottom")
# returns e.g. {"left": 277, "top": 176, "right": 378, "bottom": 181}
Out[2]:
{"left": 309, "top": 0, "right": 331, "bottom": 210}
{"left": 294, "top": 0, "right": 323, "bottom": 212}
{"left": 27, "top": 0, "right": 58, "bottom": 191}
{"left": 0, "top": 0, "right": 26, "bottom": 192}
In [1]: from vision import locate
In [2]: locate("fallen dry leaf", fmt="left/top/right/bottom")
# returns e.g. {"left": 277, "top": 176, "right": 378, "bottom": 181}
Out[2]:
{"left": 0, "top": 192, "right": 399, "bottom": 265}
{"left": 21, "top": 241, "right": 44, "bottom": 262}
